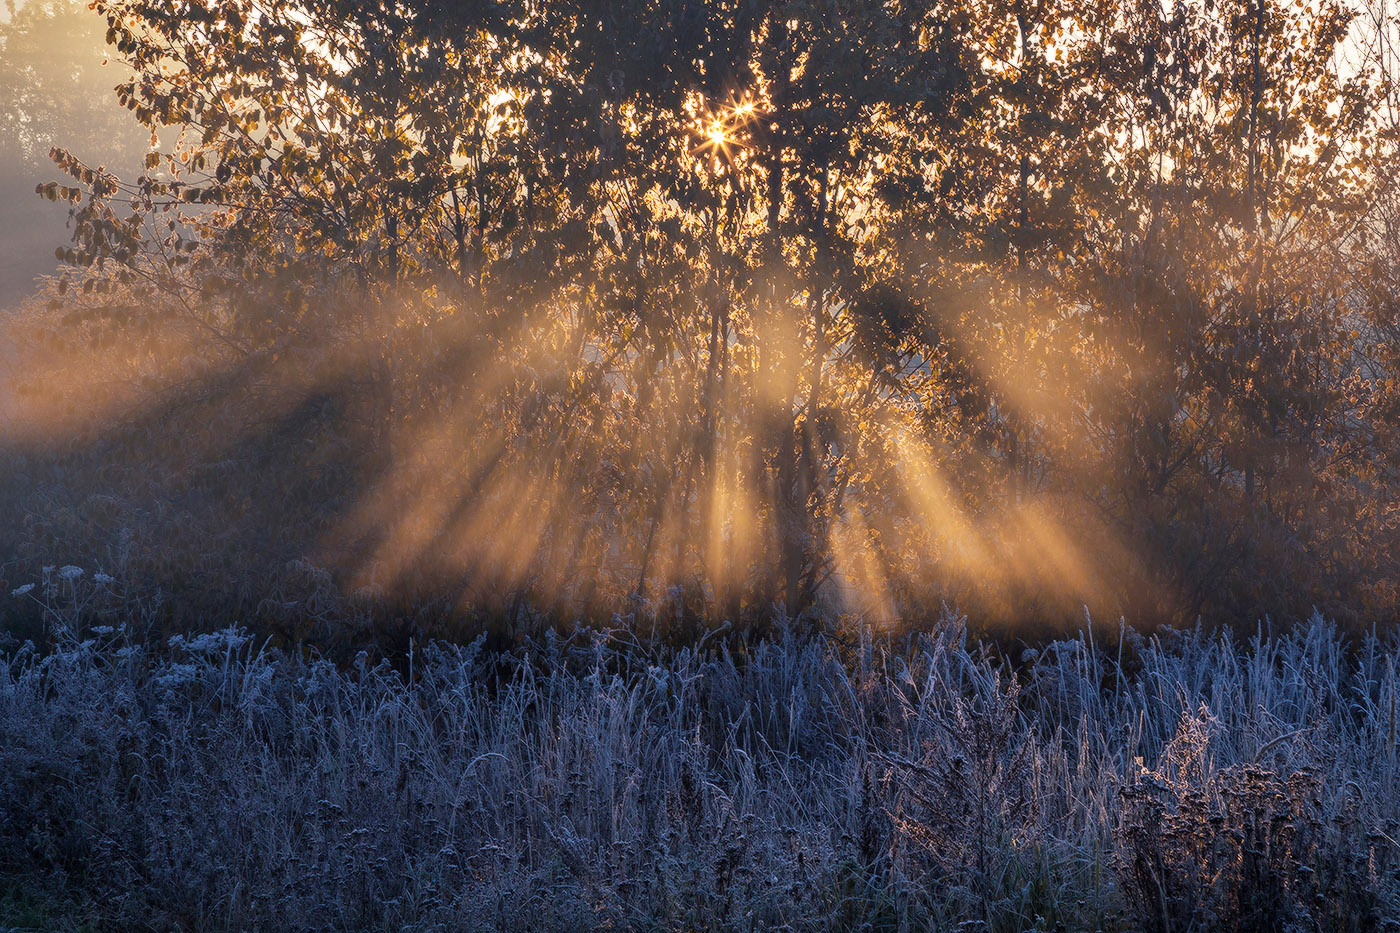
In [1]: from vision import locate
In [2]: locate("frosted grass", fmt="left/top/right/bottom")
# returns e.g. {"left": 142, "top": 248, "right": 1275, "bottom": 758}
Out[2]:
{"left": 1, "top": 614, "right": 1397, "bottom": 930}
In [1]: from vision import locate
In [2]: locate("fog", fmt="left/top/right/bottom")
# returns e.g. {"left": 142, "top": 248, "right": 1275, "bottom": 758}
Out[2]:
{"left": 0, "top": 0, "right": 145, "bottom": 307}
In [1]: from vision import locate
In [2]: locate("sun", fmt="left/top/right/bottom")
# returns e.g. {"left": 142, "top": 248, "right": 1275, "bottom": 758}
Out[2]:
{"left": 692, "top": 97, "right": 759, "bottom": 163}
{"left": 707, "top": 121, "right": 730, "bottom": 150}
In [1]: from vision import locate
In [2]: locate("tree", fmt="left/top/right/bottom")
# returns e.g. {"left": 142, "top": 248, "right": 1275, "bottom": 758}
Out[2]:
{"left": 0, "top": 0, "right": 145, "bottom": 304}
{"left": 1064, "top": 0, "right": 1394, "bottom": 622}
{"left": 22, "top": 0, "right": 1400, "bottom": 632}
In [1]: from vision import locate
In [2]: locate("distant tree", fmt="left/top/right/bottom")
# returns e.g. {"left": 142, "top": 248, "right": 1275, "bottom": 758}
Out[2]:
{"left": 0, "top": 0, "right": 144, "bottom": 303}
{"left": 0, "top": 0, "right": 142, "bottom": 165}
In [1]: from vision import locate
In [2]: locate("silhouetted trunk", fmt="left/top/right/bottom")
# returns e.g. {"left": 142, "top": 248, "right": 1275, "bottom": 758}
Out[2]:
{"left": 756, "top": 14, "right": 804, "bottom": 616}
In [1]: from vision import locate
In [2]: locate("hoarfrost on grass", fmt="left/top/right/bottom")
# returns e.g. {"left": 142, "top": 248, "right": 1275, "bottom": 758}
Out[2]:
{"left": 0, "top": 613, "right": 1396, "bottom": 931}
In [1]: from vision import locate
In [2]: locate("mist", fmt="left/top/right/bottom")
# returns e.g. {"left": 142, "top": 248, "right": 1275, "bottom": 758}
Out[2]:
{"left": 1, "top": 0, "right": 1398, "bottom": 641}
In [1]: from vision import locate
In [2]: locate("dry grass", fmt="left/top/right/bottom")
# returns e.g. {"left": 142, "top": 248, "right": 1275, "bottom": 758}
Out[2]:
{"left": 1, "top": 601, "right": 1398, "bottom": 931}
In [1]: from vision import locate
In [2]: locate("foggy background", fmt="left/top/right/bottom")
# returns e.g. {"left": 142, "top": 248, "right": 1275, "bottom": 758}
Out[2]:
{"left": 0, "top": 0, "right": 144, "bottom": 308}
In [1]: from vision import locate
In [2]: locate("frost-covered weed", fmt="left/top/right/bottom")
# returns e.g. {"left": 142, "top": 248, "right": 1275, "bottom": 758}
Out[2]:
{"left": 6, "top": 564, "right": 144, "bottom": 651}
{"left": 0, "top": 613, "right": 1397, "bottom": 930}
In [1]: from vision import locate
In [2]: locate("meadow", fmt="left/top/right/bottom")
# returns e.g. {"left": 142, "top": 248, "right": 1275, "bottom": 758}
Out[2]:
{"left": 3, "top": 585, "right": 1397, "bottom": 931}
